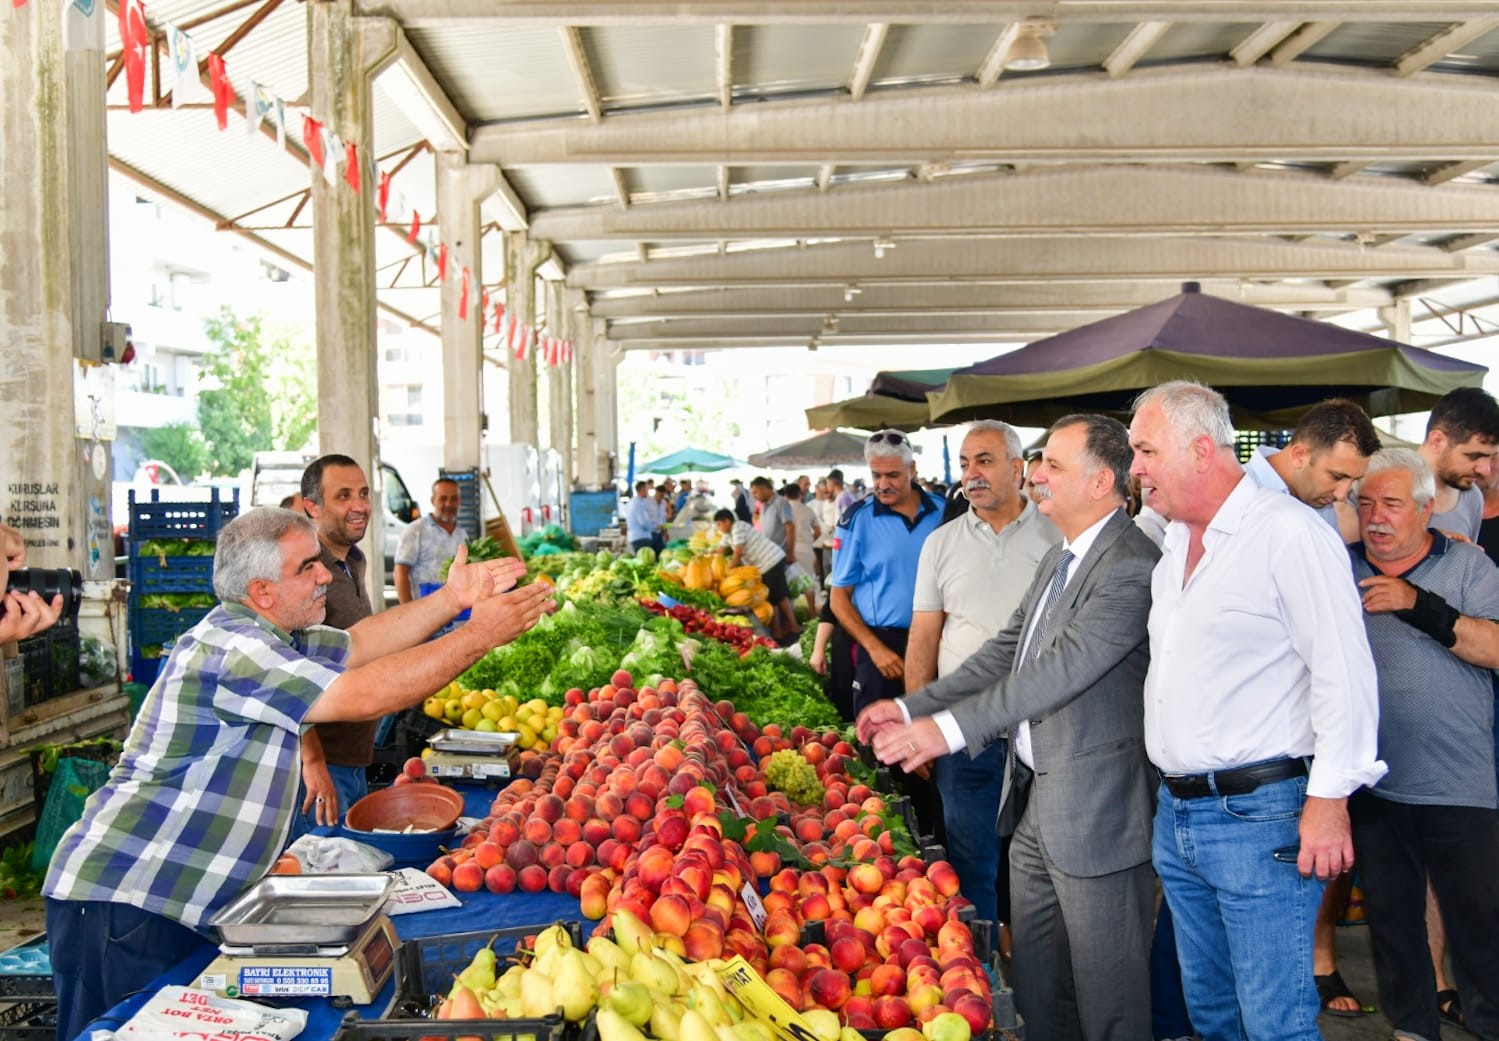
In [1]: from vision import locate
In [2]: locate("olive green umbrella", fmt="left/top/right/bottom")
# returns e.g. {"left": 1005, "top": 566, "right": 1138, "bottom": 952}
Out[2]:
{"left": 804, "top": 366, "right": 957, "bottom": 431}
{"left": 928, "top": 284, "right": 1487, "bottom": 430}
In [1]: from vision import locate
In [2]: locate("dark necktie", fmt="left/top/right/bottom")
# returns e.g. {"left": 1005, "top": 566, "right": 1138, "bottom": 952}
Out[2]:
{"left": 1024, "top": 548, "right": 1075, "bottom": 665}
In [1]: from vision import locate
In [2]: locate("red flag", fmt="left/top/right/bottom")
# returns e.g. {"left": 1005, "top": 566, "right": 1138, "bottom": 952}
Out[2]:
{"left": 377, "top": 171, "right": 392, "bottom": 222}
{"left": 437, "top": 243, "right": 448, "bottom": 282}
{"left": 458, "top": 268, "right": 471, "bottom": 319}
{"left": 514, "top": 324, "right": 529, "bottom": 362}
{"left": 208, "top": 53, "right": 235, "bottom": 131}
{"left": 302, "top": 116, "right": 324, "bottom": 168}
{"left": 492, "top": 302, "right": 505, "bottom": 335}
{"left": 407, "top": 211, "right": 421, "bottom": 244}
{"left": 481, "top": 291, "right": 491, "bottom": 325}
{"left": 564, "top": 341, "right": 573, "bottom": 364}
{"left": 344, "top": 141, "right": 360, "bottom": 193}
{"left": 118, "top": 0, "right": 148, "bottom": 112}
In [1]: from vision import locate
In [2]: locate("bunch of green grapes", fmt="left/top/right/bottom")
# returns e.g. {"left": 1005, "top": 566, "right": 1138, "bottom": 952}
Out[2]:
{"left": 764, "top": 748, "right": 825, "bottom": 807}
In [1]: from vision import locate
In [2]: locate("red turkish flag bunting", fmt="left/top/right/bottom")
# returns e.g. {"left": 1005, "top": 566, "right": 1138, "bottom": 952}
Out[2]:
{"left": 118, "top": 0, "right": 148, "bottom": 112}
{"left": 437, "top": 243, "right": 448, "bottom": 282}
{"left": 459, "top": 268, "right": 471, "bottom": 319}
{"left": 407, "top": 211, "right": 421, "bottom": 244}
{"left": 377, "top": 172, "right": 392, "bottom": 222}
{"left": 513, "top": 323, "right": 529, "bottom": 361}
{"left": 492, "top": 302, "right": 505, "bottom": 335}
{"left": 344, "top": 141, "right": 360, "bottom": 193}
{"left": 208, "top": 53, "right": 235, "bottom": 131}
{"left": 302, "top": 116, "right": 324, "bottom": 168}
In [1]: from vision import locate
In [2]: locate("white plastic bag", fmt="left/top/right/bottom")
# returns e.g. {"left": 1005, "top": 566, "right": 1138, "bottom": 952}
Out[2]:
{"left": 114, "top": 985, "right": 307, "bottom": 1040}
{"left": 281, "top": 835, "right": 394, "bottom": 874}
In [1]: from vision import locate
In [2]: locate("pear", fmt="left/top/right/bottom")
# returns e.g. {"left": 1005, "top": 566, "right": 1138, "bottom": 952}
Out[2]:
{"left": 453, "top": 946, "right": 497, "bottom": 998}
{"left": 553, "top": 947, "right": 601, "bottom": 1023}
{"left": 679, "top": 1008, "right": 720, "bottom": 1041}
{"left": 631, "top": 951, "right": 680, "bottom": 996}
{"left": 604, "top": 980, "right": 654, "bottom": 1027}
{"left": 495, "top": 965, "right": 526, "bottom": 999}
{"left": 612, "top": 909, "right": 656, "bottom": 957}
{"left": 519, "top": 970, "right": 556, "bottom": 1019}
{"left": 839, "top": 1029, "right": 865, "bottom": 1041}
{"left": 694, "top": 988, "right": 734, "bottom": 1028}
{"left": 588, "top": 936, "right": 632, "bottom": 975}
{"left": 580, "top": 951, "right": 604, "bottom": 978}
{"left": 535, "top": 924, "right": 573, "bottom": 959}
{"left": 651, "top": 998, "right": 683, "bottom": 1041}
{"left": 802, "top": 1009, "right": 841, "bottom": 1041}
{"left": 735, "top": 1022, "right": 775, "bottom": 1041}
{"left": 717, "top": 1025, "right": 741, "bottom": 1041}
{"left": 597, "top": 1008, "right": 651, "bottom": 1041}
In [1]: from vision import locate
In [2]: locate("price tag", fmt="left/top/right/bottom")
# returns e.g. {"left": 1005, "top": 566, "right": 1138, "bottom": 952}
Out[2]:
{"left": 238, "top": 965, "right": 332, "bottom": 996}
{"left": 740, "top": 881, "right": 768, "bottom": 932}
{"left": 716, "top": 955, "right": 821, "bottom": 1041}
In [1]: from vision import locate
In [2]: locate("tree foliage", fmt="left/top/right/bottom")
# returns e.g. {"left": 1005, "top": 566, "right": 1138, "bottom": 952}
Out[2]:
{"left": 195, "top": 308, "right": 317, "bottom": 476}
{"left": 138, "top": 421, "right": 208, "bottom": 482}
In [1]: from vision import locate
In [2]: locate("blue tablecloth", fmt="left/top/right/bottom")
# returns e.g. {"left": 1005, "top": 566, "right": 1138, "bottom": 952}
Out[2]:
{"left": 75, "top": 783, "right": 584, "bottom": 1041}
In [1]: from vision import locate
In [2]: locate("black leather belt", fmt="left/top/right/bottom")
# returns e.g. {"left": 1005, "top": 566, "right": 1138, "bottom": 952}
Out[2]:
{"left": 1159, "top": 757, "right": 1308, "bottom": 799}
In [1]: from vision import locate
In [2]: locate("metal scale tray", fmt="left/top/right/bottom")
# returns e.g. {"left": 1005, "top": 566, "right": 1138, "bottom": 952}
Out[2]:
{"left": 208, "top": 874, "right": 396, "bottom": 949}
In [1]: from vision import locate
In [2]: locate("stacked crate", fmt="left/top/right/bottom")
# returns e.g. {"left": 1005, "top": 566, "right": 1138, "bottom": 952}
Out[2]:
{"left": 127, "top": 488, "right": 238, "bottom": 687}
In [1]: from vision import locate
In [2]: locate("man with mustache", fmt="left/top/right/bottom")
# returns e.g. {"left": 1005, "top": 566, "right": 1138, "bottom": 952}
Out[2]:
{"left": 1348, "top": 448, "right": 1499, "bottom": 1041}
{"left": 1416, "top": 387, "right": 1499, "bottom": 542}
{"left": 394, "top": 476, "right": 468, "bottom": 604}
{"left": 43, "top": 506, "right": 552, "bottom": 1041}
{"left": 900, "top": 421, "right": 1059, "bottom": 928}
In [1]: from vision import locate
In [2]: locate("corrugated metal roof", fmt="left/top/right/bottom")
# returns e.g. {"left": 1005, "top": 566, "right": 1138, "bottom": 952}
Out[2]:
{"left": 733, "top": 25, "right": 862, "bottom": 97}
{"left": 409, "top": 25, "right": 580, "bottom": 123}
{"left": 505, "top": 165, "right": 622, "bottom": 210}
{"left": 1306, "top": 21, "right": 1455, "bottom": 64}
{"left": 587, "top": 24, "right": 716, "bottom": 111}
{"left": 871, "top": 24, "right": 1001, "bottom": 84}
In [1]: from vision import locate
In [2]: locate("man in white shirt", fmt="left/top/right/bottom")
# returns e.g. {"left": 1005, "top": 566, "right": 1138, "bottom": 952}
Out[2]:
{"left": 902, "top": 420, "right": 1059, "bottom": 929}
{"left": 625, "top": 481, "right": 657, "bottom": 552}
{"left": 859, "top": 415, "right": 1160, "bottom": 1041}
{"left": 1128, "top": 380, "right": 1386, "bottom": 1041}
{"left": 1416, "top": 387, "right": 1499, "bottom": 542}
{"left": 394, "top": 477, "right": 469, "bottom": 603}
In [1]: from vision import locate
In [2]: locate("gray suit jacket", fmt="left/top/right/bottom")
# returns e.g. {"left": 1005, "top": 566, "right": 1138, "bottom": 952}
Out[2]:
{"left": 903, "top": 509, "right": 1158, "bottom": 878}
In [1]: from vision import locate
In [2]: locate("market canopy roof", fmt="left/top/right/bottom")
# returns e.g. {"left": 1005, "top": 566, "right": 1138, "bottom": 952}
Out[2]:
{"left": 927, "top": 284, "right": 1489, "bottom": 430}
{"left": 637, "top": 448, "right": 741, "bottom": 475}
{"left": 805, "top": 366, "right": 957, "bottom": 432}
{"left": 91, "top": 5, "right": 1499, "bottom": 355}
{"left": 748, "top": 430, "right": 916, "bottom": 470}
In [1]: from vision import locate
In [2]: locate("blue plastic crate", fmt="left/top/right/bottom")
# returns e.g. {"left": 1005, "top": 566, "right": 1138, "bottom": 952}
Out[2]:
{"left": 129, "top": 554, "right": 215, "bottom": 594}
{"left": 129, "top": 654, "right": 161, "bottom": 687}
{"left": 128, "top": 487, "right": 239, "bottom": 541}
{"left": 130, "top": 606, "right": 211, "bottom": 659}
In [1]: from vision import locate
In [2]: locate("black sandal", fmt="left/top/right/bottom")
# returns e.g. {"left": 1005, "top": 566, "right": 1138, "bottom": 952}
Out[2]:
{"left": 1438, "top": 989, "right": 1470, "bottom": 1033}
{"left": 1314, "top": 971, "right": 1367, "bottom": 1018}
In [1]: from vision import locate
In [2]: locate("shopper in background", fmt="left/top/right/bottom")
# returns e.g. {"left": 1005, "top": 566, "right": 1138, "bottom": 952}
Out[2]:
{"left": 812, "top": 478, "right": 837, "bottom": 583}
{"left": 394, "top": 477, "right": 468, "bottom": 604}
{"left": 729, "top": 479, "right": 754, "bottom": 523}
{"left": 1417, "top": 386, "right": 1499, "bottom": 541}
{"left": 828, "top": 469, "right": 854, "bottom": 516}
{"left": 625, "top": 481, "right": 656, "bottom": 552}
{"left": 781, "top": 482, "right": 822, "bottom": 615}
{"left": 713, "top": 509, "right": 799, "bottom": 643}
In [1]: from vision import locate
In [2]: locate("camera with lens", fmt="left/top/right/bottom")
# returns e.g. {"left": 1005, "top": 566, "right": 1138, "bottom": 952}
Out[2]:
{"left": 4, "top": 568, "right": 84, "bottom": 622}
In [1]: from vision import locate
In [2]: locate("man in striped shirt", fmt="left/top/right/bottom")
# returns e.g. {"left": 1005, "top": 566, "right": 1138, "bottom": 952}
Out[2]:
{"left": 714, "top": 509, "right": 798, "bottom": 643}
{"left": 42, "top": 507, "right": 552, "bottom": 1041}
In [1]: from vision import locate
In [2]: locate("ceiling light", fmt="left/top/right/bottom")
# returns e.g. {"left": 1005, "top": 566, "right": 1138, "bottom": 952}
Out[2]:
{"left": 1005, "top": 27, "right": 1051, "bottom": 71}
{"left": 843, "top": 284, "right": 862, "bottom": 302}
{"left": 873, "top": 237, "right": 896, "bottom": 259}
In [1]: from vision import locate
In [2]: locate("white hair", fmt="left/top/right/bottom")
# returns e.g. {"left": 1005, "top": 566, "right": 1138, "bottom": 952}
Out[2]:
{"left": 863, "top": 430, "right": 915, "bottom": 466}
{"left": 1134, "top": 380, "right": 1235, "bottom": 449}
{"left": 213, "top": 508, "right": 316, "bottom": 602}
{"left": 1354, "top": 447, "right": 1437, "bottom": 508}
{"left": 963, "top": 420, "right": 1023, "bottom": 462}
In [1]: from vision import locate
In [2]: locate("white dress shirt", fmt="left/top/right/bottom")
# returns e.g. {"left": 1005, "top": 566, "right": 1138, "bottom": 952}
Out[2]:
{"left": 1144, "top": 474, "right": 1386, "bottom": 800}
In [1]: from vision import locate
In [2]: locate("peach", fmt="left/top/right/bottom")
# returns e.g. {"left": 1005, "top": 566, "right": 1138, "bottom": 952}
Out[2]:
{"left": 582, "top": 818, "right": 612, "bottom": 846}
{"left": 764, "top": 913, "right": 801, "bottom": 949}
{"left": 683, "top": 920, "right": 725, "bottom": 961}
{"left": 523, "top": 817, "right": 552, "bottom": 845}
{"left": 424, "top": 858, "right": 452, "bottom": 887}
{"left": 802, "top": 943, "right": 832, "bottom": 970}
{"left": 505, "top": 839, "right": 538, "bottom": 870}
{"left": 847, "top": 863, "right": 885, "bottom": 895}
{"left": 656, "top": 814, "right": 690, "bottom": 851}
{"left": 951, "top": 994, "right": 991, "bottom": 1035}
{"left": 674, "top": 862, "right": 713, "bottom": 902}
{"left": 565, "top": 841, "right": 596, "bottom": 869}
{"left": 517, "top": 864, "right": 548, "bottom": 892}
{"left": 770, "top": 868, "right": 800, "bottom": 894}
{"left": 807, "top": 968, "right": 851, "bottom": 1011}
{"left": 682, "top": 786, "right": 716, "bottom": 817}
{"left": 768, "top": 944, "right": 808, "bottom": 976}
{"left": 830, "top": 936, "right": 866, "bottom": 974}
{"left": 535, "top": 794, "right": 565, "bottom": 822}
{"left": 650, "top": 893, "right": 692, "bottom": 937}
{"left": 548, "top": 864, "right": 571, "bottom": 892}
{"left": 907, "top": 983, "right": 944, "bottom": 1015}
{"left": 749, "top": 850, "right": 781, "bottom": 879}
{"left": 612, "top": 815, "right": 642, "bottom": 844}
{"left": 552, "top": 818, "right": 583, "bottom": 846}
{"left": 766, "top": 968, "right": 803, "bottom": 1010}
{"left": 800, "top": 893, "right": 832, "bottom": 922}
{"left": 926, "top": 861, "right": 962, "bottom": 898}
{"left": 471, "top": 842, "right": 503, "bottom": 870}
{"left": 875, "top": 995, "right": 914, "bottom": 1029}
{"left": 870, "top": 963, "right": 905, "bottom": 997}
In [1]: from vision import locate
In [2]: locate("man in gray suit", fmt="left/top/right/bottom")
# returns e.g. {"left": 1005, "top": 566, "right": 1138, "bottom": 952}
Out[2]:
{"left": 858, "top": 414, "right": 1159, "bottom": 1041}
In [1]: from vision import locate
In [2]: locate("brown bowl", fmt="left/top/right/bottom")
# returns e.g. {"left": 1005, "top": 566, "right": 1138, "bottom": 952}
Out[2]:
{"left": 344, "top": 783, "right": 465, "bottom": 833}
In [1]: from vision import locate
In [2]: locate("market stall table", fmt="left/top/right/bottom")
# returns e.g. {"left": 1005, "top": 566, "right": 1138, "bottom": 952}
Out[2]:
{"left": 73, "top": 783, "right": 582, "bottom": 1041}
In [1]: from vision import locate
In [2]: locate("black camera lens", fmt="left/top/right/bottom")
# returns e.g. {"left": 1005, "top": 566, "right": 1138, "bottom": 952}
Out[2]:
{"left": 5, "top": 568, "right": 84, "bottom": 622}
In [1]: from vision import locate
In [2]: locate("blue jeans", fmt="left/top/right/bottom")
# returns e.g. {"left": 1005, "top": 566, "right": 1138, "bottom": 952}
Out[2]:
{"left": 934, "top": 739, "right": 1008, "bottom": 923}
{"left": 1152, "top": 773, "right": 1325, "bottom": 1041}
{"left": 46, "top": 897, "right": 203, "bottom": 1041}
{"left": 287, "top": 763, "right": 369, "bottom": 842}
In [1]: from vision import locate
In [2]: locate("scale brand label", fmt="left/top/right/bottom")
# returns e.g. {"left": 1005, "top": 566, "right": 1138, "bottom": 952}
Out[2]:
{"left": 238, "top": 966, "right": 333, "bottom": 996}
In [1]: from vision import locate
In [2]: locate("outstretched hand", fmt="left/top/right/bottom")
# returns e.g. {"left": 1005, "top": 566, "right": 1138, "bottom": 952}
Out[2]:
{"left": 445, "top": 546, "right": 528, "bottom": 610}
{"left": 470, "top": 580, "right": 555, "bottom": 649}
{"left": 854, "top": 699, "right": 904, "bottom": 744}
{"left": 870, "top": 717, "right": 950, "bottom": 773}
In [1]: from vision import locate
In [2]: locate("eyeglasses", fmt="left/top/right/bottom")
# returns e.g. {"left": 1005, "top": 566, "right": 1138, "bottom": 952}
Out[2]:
{"left": 867, "top": 432, "right": 909, "bottom": 447}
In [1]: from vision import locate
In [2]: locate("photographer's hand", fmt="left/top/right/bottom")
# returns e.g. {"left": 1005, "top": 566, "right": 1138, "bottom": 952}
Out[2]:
{"left": 0, "top": 590, "right": 63, "bottom": 644}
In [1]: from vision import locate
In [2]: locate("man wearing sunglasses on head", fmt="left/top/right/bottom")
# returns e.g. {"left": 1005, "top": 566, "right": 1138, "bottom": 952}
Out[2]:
{"left": 829, "top": 430, "right": 945, "bottom": 715}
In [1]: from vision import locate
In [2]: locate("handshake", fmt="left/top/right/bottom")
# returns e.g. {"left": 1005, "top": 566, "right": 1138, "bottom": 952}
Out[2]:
{"left": 854, "top": 698, "right": 950, "bottom": 775}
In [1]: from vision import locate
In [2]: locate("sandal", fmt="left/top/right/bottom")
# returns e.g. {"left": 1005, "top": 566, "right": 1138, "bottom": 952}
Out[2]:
{"left": 1438, "top": 989, "right": 1469, "bottom": 1033}
{"left": 1315, "top": 971, "right": 1367, "bottom": 1018}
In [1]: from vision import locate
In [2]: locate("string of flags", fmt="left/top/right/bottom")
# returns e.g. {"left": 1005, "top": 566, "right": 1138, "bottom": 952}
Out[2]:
{"left": 19, "top": 0, "right": 576, "bottom": 368}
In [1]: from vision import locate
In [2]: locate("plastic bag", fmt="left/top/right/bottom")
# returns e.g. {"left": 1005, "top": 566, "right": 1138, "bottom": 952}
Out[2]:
{"left": 280, "top": 834, "right": 394, "bottom": 874}
{"left": 784, "top": 562, "right": 815, "bottom": 596}
{"left": 78, "top": 636, "right": 116, "bottom": 689}
{"left": 113, "top": 986, "right": 306, "bottom": 1040}
{"left": 31, "top": 756, "right": 112, "bottom": 874}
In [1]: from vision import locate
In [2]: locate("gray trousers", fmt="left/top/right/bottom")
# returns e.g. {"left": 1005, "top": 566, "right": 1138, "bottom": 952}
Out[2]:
{"left": 1008, "top": 802, "right": 1155, "bottom": 1041}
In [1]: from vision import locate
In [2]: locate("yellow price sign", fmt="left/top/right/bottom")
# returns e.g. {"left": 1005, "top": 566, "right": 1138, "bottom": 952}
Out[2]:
{"left": 714, "top": 956, "right": 822, "bottom": 1041}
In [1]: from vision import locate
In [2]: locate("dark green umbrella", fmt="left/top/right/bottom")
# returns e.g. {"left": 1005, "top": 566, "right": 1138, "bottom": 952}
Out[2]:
{"left": 928, "top": 283, "right": 1487, "bottom": 430}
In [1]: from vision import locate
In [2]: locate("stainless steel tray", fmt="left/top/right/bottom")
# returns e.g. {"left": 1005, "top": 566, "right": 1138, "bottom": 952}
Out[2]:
{"left": 427, "top": 728, "right": 518, "bottom": 753}
{"left": 208, "top": 873, "right": 396, "bottom": 946}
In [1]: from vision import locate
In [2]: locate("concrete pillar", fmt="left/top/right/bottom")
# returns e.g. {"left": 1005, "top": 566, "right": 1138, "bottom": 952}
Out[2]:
{"left": 0, "top": 5, "right": 112, "bottom": 576}
{"left": 574, "top": 295, "right": 602, "bottom": 487}
{"left": 547, "top": 281, "right": 574, "bottom": 482}
{"left": 436, "top": 151, "right": 483, "bottom": 470}
{"left": 1379, "top": 299, "right": 1413, "bottom": 345}
{"left": 504, "top": 231, "right": 550, "bottom": 450}
{"left": 593, "top": 319, "right": 620, "bottom": 483}
{"left": 309, "top": 3, "right": 394, "bottom": 609}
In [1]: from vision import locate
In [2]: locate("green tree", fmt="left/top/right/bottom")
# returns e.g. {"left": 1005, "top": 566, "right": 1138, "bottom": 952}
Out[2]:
{"left": 139, "top": 421, "right": 208, "bottom": 482}
{"left": 196, "top": 308, "right": 318, "bottom": 476}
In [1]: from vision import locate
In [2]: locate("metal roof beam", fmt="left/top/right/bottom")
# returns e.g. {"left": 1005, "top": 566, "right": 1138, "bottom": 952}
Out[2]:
{"left": 611, "top": 167, "right": 632, "bottom": 208}
{"left": 715, "top": 24, "right": 733, "bottom": 108}
{"left": 848, "top": 23, "right": 890, "bottom": 101}
{"left": 560, "top": 25, "right": 603, "bottom": 123}
{"left": 1268, "top": 21, "right": 1340, "bottom": 65}
{"left": 976, "top": 23, "right": 1023, "bottom": 87}
{"left": 472, "top": 65, "right": 1499, "bottom": 166}
{"left": 1395, "top": 18, "right": 1499, "bottom": 75}
{"left": 367, "top": 2, "right": 1499, "bottom": 29}
{"left": 1425, "top": 159, "right": 1492, "bottom": 185}
{"left": 371, "top": 19, "right": 467, "bottom": 152}
{"left": 567, "top": 235, "right": 1499, "bottom": 290}
{"left": 608, "top": 314, "right": 1068, "bottom": 340}
{"left": 1104, "top": 21, "right": 1173, "bottom": 78}
{"left": 530, "top": 165, "right": 1499, "bottom": 241}
{"left": 1229, "top": 21, "right": 1302, "bottom": 65}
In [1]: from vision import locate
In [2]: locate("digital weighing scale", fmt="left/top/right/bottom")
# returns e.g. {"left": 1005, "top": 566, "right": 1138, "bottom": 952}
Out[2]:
{"left": 198, "top": 874, "right": 399, "bottom": 1004}
{"left": 422, "top": 728, "right": 520, "bottom": 782}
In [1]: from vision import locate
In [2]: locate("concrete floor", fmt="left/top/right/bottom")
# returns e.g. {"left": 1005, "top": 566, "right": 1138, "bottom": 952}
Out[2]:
{"left": 0, "top": 892, "right": 1470, "bottom": 1041}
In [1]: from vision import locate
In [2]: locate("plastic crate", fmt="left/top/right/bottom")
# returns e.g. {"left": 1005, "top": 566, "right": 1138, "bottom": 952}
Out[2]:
{"left": 393, "top": 922, "right": 586, "bottom": 1008}
{"left": 0, "top": 1001, "right": 56, "bottom": 1041}
{"left": 0, "top": 941, "right": 52, "bottom": 1000}
{"left": 331, "top": 1011, "right": 565, "bottom": 1041}
{"left": 16, "top": 622, "right": 80, "bottom": 708}
{"left": 128, "top": 487, "right": 239, "bottom": 541}
{"left": 130, "top": 605, "right": 211, "bottom": 648}
{"left": 31, "top": 742, "right": 120, "bottom": 818}
{"left": 128, "top": 554, "right": 215, "bottom": 594}
{"left": 128, "top": 655, "right": 162, "bottom": 688}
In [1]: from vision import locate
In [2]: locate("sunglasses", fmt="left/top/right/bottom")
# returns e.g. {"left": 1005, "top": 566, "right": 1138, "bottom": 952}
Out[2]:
{"left": 867, "top": 432, "right": 909, "bottom": 446}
